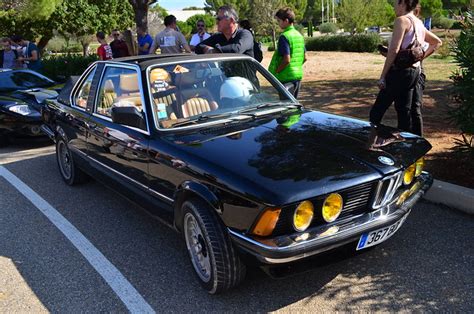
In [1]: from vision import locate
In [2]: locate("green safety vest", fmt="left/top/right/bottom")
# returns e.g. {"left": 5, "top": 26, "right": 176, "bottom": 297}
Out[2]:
{"left": 268, "top": 25, "right": 305, "bottom": 83}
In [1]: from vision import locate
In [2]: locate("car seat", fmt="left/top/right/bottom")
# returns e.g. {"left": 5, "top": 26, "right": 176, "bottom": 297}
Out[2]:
{"left": 176, "top": 72, "right": 218, "bottom": 118}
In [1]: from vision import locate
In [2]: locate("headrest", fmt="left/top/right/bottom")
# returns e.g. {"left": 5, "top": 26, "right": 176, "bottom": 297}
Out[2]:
{"left": 120, "top": 73, "right": 139, "bottom": 93}
{"left": 150, "top": 68, "right": 170, "bottom": 82}
{"left": 103, "top": 80, "right": 115, "bottom": 92}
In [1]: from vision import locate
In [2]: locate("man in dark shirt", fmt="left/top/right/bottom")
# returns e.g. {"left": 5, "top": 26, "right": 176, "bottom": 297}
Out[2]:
{"left": 195, "top": 5, "right": 254, "bottom": 58}
{"left": 11, "top": 35, "right": 43, "bottom": 72}
{"left": 109, "top": 30, "right": 130, "bottom": 58}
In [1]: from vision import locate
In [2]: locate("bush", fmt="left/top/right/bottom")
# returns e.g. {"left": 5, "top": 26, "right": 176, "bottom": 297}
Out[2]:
{"left": 318, "top": 22, "right": 338, "bottom": 34}
{"left": 450, "top": 12, "right": 474, "bottom": 153}
{"left": 294, "top": 24, "right": 305, "bottom": 35}
{"left": 432, "top": 16, "right": 455, "bottom": 29}
{"left": 42, "top": 54, "right": 98, "bottom": 82}
{"left": 305, "top": 33, "right": 382, "bottom": 52}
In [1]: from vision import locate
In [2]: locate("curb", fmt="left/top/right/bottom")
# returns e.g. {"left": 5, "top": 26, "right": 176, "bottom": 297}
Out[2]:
{"left": 423, "top": 179, "right": 474, "bottom": 215}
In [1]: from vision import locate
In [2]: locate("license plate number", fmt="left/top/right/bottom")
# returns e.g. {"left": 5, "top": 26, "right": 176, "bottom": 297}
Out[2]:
{"left": 356, "top": 215, "right": 408, "bottom": 250}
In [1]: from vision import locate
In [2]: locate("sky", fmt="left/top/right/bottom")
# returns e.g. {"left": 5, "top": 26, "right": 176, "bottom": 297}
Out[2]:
{"left": 158, "top": 0, "right": 206, "bottom": 10}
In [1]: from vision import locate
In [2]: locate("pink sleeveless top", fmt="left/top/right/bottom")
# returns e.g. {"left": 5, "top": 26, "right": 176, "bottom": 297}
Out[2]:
{"left": 401, "top": 14, "right": 426, "bottom": 49}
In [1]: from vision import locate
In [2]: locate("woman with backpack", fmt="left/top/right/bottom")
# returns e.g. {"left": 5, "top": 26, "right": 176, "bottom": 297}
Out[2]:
{"left": 369, "top": 0, "right": 441, "bottom": 133}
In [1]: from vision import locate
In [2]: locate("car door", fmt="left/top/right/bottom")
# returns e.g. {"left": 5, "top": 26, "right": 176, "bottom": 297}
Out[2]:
{"left": 86, "top": 64, "right": 150, "bottom": 192}
{"left": 61, "top": 64, "right": 100, "bottom": 155}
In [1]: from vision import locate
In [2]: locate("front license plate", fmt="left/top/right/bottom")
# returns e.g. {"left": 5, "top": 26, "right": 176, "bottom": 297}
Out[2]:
{"left": 356, "top": 214, "right": 408, "bottom": 250}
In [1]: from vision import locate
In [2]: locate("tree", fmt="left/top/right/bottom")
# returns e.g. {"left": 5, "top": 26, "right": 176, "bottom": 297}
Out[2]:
{"left": 204, "top": 0, "right": 251, "bottom": 19}
{"left": 338, "top": 0, "right": 394, "bottom": 33}
{"left": 128, "top": 0, "right": 158, "bottom": 30}
{"left": 183, "top": 6, "right": 204, "bottom": 10}
{"left": 248, "top": 0, "right": 284, "bottom": 48}
{"left": 285, "top": 0, "right": 308, "bottom": 22}
{"left": 420, "top": 0, "right": 444, "bottom": 17}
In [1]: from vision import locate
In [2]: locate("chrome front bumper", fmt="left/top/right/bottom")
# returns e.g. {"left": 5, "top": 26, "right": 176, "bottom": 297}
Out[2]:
{"left": 229, "top": 173, "right": 433, "bottom": 264}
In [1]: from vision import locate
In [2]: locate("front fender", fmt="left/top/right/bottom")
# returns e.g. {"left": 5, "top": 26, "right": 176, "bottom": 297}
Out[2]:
{"left": 173, "top": 181, "right": 222, "bottom": 232}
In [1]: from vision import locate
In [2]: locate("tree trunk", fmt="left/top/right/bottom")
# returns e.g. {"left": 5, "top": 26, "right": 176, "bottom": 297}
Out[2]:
{"left": 37, "top": 35, "right": 52, "bottom": 54}
{"left": 82, "top": 42, "right": 90, "bottom": 56}
{"left": 130, "top": 1, "right": 149, "bottom": 30}
{"left": 272, "top": 28, "right": 277, "bottom": 51}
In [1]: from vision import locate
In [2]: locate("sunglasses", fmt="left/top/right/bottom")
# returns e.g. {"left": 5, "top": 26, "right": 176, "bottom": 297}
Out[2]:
{"left": 197, "top": 24, "right": 205, "bottom": 27}
{"left": 112, "top": 33, "right": 120, "bottom": 37}
{"left": 215, "top": 16, "right": 228, "bottom": 21}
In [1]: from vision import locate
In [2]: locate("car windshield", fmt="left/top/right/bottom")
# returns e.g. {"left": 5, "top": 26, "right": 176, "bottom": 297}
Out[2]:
{"left": 147, "top": 59, "right": 296, "bottom": 129}
{"left": 0, "top": 70, "right": 55, "bottom": 92}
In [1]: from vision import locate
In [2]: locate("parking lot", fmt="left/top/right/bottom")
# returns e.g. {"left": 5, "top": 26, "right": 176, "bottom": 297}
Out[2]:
{"left": 1, "top": 140, "right": 473, "bottom": 312}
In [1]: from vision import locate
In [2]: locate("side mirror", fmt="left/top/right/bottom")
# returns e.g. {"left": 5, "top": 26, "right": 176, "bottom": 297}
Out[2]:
{"left": 111, "top": 106, "right": 146, "bottom": 130}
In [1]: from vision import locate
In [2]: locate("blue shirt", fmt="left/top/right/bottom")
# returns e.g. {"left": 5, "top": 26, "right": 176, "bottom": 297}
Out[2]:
{"left": 277, "top": 35, "right": 306, "bottom": 56}
{"left": 26, "top": 42, "right": 42, "bottom": 72}
{"left": 138, "top": 34, "right": 153, "bottom": 55}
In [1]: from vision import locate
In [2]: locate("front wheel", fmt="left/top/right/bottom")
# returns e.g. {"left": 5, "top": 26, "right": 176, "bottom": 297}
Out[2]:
{"left": 182, "top": 198, "right": 246, "bottom": 294}
{"left": 56, "top": 138, "right": 87, "bottom": 185}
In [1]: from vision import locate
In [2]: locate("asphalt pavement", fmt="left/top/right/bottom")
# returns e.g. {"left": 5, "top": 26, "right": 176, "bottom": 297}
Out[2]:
{"left": 0, "top": 140, "right": 473, "bottom": 312}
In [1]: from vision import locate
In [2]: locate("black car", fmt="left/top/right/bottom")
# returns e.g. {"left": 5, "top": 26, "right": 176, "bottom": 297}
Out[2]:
{"left": 42, "top": 54, "right": 433, "bottom": 294}
{"left": 0, "top": 69, "right": 59, "bottom": 145}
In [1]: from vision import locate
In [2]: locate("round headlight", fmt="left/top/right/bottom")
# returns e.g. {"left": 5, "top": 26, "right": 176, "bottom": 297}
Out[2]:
{"left": 322, "top": 193, "right": 343, "bottom": 223}
{"left": 293, "top": 201, "right": 314, "bottom": 232}
{"left": 403, "top": 163, "right": 416, "bottom": 185}
{"left": 415, "top": 157, "right": 424, "bottom": 177}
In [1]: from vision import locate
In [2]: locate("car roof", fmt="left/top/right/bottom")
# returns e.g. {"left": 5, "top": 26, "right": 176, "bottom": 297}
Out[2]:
{"left": 111, "top": 53, "right": 254, "bottom": 70}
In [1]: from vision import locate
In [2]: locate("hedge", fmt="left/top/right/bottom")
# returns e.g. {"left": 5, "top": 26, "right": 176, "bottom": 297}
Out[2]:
{"left": 42, "top": 54, "right": 98, "bottom": 83}
{"left": 305, "top": 34, "right": 382, "bottom": 52}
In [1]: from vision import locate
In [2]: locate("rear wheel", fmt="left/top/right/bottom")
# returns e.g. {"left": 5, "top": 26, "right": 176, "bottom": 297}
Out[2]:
{"left": 182, "top": 198, "right": 246, "bottom": 294}
{"left": 56, "top": 138, "right": 87, "bottom": 185}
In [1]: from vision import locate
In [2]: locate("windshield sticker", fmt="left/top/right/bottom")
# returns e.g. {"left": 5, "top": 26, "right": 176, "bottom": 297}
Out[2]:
{"left": 173, "top": 65, "right": 189, "bottom": 73}
{"left": 157, "top": 103, "right": 168, "bottom": 119}
{"left": 153, "top": 80, "right": 169, "bottom": 92}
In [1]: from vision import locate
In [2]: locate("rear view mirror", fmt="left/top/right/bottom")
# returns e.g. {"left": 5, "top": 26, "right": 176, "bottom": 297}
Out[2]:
{"left": 111, "top": 106, "right": 146, "bottom": 130}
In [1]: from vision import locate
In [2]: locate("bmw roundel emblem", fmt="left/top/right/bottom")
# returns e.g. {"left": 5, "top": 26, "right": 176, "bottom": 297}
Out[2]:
{"left": 378, "top": 156, "right": 394, "bottom": 166}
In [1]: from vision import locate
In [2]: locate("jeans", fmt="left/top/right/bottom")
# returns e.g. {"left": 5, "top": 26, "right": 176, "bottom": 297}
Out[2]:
{"left": 370, "top": 66, "right": 420, "bottom": 132}
{"left": 411, "top": 69, "right": 425, "bottom": 136}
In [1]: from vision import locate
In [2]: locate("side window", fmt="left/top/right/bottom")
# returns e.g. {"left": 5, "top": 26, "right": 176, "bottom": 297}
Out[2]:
{"left": 96, "top": 67, "right": 142, "bottom": 118}
{"left": 74, "top": 68, "right": 96, "bottom": 109}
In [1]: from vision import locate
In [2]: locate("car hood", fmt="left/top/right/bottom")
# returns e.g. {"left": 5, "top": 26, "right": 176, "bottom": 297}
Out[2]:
{"left": 164, "top": 110, "right": 431, "bottom": 205}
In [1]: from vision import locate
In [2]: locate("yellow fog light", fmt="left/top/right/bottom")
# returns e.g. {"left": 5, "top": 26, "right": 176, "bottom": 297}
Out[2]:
{"left": 322, "top": 193, "right": 343, "bottom": 223}
{"left": 396, "top": 190, "right": 411, "bottom": 206}
{"left": 403, "top": 163, "right": 416, "bottom": 185}
{"left": 293, "top": 201, "right": 314, "bottom": 232}
{"left": 415, "top": 157, "right": 424, "bottom": 177}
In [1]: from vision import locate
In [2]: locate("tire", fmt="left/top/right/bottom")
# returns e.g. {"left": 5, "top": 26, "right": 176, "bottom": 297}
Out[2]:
{"left": 56, "top": 138, "right": 87, "bottom": 185}
{"left": 182, "top": 198, "right": 246, "bottom": 294}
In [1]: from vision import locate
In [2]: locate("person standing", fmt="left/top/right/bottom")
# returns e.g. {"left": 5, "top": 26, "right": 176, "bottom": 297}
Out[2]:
{"left": 195, "top": 5, "right": 254, "bottom": 58}
{"left": 189, "top": 19, "right": 211, "bottom": 52}
{"left": 149, "top": 15, "right": 191, "bottom": 54}
{"left": 11, "top": 35, "right": 43, "bottom": 72}
{"left": 0, "top": 38, "right": 20, "bottom": 69}
{"left": 137, "top": 26, "right": 153, "bottom": 55}
{"left": 268, "top": 8, "right": 306, "bottom": 99}
{"left": 96, "top": 31, "right": 113, "bottom": 60}
{"left": 109, "top": 30, "right": 130, "bottom": 58}
{"left": 369, "top": 0, "right": 441, "bottom": 133}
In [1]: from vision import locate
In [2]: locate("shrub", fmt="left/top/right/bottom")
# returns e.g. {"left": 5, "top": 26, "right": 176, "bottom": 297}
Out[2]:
{"left": 305, "top": 33, "right": 382, "bottom": 52}
{"left": 432, "top": 16, "right": 455, "bottom": 29}
{"left": 318, "top": 22, "right": 338, "bottom": 34}
{"left": 42, "top": 54, "right": 98, "bottom": 82}
{"left": 294, "top": 24, "right": 305, "bottom": 35}
{"left": 450, "top": 12, "right": 474, "bottom": 154}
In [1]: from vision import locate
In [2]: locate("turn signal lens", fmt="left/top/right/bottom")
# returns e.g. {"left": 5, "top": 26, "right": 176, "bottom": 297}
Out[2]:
{"left": 251, "top": 208, "right": 281, "bottom": 236}
{"left": 403, "top": 163, "right": 416, "bottom": 185}
{"left": 322, "top": 193, "right": 343, "bottom": 223}
{"left": 415, "top": 157, "right": 424, "bottom": 177}
{"left": 293, "top": 201, "right": 314, "bottom": 232}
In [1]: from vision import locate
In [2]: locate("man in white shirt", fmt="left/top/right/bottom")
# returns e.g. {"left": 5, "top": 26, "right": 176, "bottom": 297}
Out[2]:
{"left": 149, "top": 15, "right": 191, "bottom": 54}
{"left": 189, "top": 19, "right": 211, "bottom": 52}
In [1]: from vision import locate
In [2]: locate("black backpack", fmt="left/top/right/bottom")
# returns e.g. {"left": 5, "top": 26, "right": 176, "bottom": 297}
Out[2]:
{"left": 253, "top": 40, "right": 263, "bottom": 62}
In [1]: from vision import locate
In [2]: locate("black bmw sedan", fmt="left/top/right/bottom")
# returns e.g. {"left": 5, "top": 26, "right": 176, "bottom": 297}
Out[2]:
{"left": 41, "top": 54, "right": 433, "bottom": 294}
{"left": 0, "top": 68, "right": 58, "bottom": 145}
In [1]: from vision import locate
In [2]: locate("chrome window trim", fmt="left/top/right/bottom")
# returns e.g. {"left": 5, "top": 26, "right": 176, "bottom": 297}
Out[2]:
{"left": 93, "top": 63, "right": 151, "bottom": 136}
{"left": 70, "top": 63, "right": 98, "bottom": 111}
{"left": 70, "top": 146, "right": 174, "bottom": 204}
{"left": 144, "top": 56, "right": 297, "bottom": 132}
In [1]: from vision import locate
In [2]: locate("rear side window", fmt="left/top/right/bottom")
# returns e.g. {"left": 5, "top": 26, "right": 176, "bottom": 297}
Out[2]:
{"left": 95, "top": 67, "right": 142, "bottom": 117}
{"left": 74, "top": 68, "right": 96, "bottom": 109}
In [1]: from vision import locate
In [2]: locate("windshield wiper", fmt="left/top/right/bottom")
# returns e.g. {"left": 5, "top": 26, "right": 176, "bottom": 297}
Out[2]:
{"left": 170, "top": 112, "right": 234, "bottom": 128}
{"left": 237, "top": 102, "right": 301, "bottom": 114}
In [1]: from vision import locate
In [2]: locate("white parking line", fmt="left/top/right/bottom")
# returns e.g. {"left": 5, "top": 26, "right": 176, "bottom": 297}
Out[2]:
{"left": 0, "top": 165, "right": 155, "bottom": 313}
